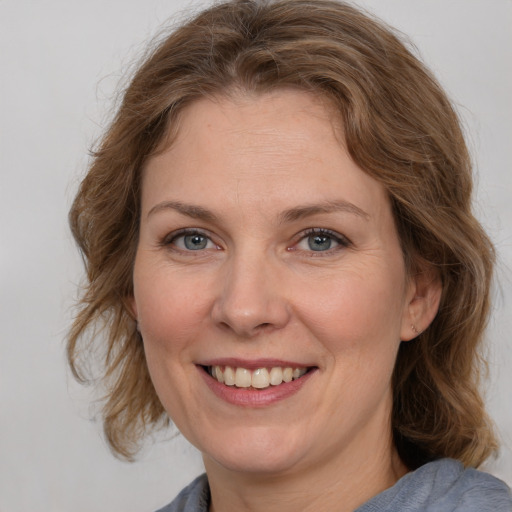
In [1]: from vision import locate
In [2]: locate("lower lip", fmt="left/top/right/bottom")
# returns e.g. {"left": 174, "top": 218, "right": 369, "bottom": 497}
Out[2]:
{"left": 198, "top": 366, "right": 316, "bottom": 407}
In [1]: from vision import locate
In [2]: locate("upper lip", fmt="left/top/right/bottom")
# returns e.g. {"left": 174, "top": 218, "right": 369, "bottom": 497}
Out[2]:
{"left": 197, "top": 358, "right": 316, "bottom": 370}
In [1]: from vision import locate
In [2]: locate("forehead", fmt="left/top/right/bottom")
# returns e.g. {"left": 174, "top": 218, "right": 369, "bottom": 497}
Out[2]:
{"left": 177, "top": 88, "right": 342, "bottom": 147}
{"left": 142, "top": 89, "right": 390, "bottom": 222}
{"left": 151, "top": 88, "right": 343, "bottom": 173}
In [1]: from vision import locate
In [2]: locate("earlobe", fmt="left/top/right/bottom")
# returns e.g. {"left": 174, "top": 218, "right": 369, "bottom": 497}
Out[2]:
{"left": 401, "top": 267, "right": 442, "bottom": 341}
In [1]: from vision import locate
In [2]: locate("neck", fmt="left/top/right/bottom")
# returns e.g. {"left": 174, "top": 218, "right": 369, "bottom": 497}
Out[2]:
{"left": 204, "top": 432, "right": 408, "bottom": 512}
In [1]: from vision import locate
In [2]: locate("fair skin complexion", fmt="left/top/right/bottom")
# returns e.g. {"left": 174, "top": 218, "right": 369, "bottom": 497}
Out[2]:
{"left": 131, "top": 90, "right": 441, "bottom": 512}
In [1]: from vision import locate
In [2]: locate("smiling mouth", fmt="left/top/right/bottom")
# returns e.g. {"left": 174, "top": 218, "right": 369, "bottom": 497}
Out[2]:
{"left": 204, "top": 365, "right": 313, "bottom": 389}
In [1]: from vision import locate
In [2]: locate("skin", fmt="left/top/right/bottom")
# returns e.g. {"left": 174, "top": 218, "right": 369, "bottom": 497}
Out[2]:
{"left": 131, "top": 89, "right": 441, "bottom": 512}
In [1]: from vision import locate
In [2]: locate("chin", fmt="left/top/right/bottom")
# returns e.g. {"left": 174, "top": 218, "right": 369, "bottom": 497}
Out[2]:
{"left": 200, "top": 425, "right": 308, "bottom": 475}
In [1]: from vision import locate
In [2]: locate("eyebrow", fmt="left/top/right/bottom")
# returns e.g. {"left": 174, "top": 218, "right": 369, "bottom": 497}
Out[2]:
{"left": 147, "top": 200, "right": 218, "bottom": 222}
{"left": 147, "top": 199, "right": 369, "bottom": 223}
{"left": 278, "top": 200, "right": 370, "bottom": 223}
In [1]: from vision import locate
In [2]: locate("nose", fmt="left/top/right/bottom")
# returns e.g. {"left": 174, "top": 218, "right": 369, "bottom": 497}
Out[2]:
{"left": 211, "top": 252, "right": 291, "bottom": 338}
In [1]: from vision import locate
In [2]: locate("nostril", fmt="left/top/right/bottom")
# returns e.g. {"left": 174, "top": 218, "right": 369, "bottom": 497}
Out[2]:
{"left": 211, "top": 290, "right": 291, "bottom": 337}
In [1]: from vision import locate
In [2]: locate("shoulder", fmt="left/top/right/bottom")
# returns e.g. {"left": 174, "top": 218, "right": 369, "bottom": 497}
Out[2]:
{"left": 357, "top": 458, "right": 512, "bottom": 512}
{"left": 155, "top": 474, "right": 210, "bottom": 512}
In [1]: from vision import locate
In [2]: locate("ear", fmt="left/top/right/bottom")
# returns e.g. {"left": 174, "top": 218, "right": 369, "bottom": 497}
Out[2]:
{"left": 400, "top": 265, "right": 442, "bottom": 341}
{"left": 123, "top": 295, "right": 138, "bottom": 321}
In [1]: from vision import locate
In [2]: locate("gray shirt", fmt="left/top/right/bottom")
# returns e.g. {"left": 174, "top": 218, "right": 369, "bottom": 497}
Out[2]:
{"left": 156, "top": 458, "right": 512, "bottom": 511}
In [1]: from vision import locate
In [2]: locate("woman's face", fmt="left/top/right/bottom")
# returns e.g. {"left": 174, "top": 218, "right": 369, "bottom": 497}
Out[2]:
{"left": 132, "top": 90, "right": 420, "bottom": 477}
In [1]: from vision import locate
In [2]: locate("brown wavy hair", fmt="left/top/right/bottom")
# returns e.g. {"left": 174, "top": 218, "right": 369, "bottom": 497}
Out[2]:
{"left": 68, "top": 0, "right": 497, "bottom": 465}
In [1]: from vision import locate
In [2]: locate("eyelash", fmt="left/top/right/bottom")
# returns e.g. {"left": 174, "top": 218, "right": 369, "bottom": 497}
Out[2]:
{"left": 161, "top": 229, "right": 218, "bottom": 252}
{"left": 292, "top": 228, "right": 351, "bottom": 255}
{"left": 160, "top": 228, "right": 351, "bottom": 254}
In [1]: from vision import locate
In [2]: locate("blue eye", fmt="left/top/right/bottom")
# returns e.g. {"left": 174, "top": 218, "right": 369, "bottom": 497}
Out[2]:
{"left": 183, "top": 234, "right": 209, "bottom": 250}
{"left": 166, "top": 231, "right": 217, "bottom": 251}
{"left": 295, "top": 229, "right": 349, "bottom": 253}
{"left": 307, "top": 234, "right": 335, "bottom": 251}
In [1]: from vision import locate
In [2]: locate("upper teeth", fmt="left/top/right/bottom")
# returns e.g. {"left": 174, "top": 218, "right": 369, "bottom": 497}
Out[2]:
{"left": 209, "top": 366, "right": 308, "bottom": 389}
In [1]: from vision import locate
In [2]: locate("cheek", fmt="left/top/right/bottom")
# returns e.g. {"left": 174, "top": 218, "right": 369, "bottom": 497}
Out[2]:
{"left": 294, "top": 266, "right": 407, "bottom": 351}
{"left": 134, "top": 266, "right": 214, "bottom": 356}
{"left": 132, "top": 267, "right": 216, "bottom": 427}
{"left": 291, "top": 263, "right": 407, "bottom": 415}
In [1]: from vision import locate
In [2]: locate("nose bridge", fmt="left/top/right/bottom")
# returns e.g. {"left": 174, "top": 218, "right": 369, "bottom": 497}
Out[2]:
{"left": 211, "top": 244, "right": 290, "bottom": 337}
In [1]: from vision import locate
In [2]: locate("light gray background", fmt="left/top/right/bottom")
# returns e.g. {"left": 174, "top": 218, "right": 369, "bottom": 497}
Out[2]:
{"left": 1, "top": 1, "right": 511, "bottom": 511}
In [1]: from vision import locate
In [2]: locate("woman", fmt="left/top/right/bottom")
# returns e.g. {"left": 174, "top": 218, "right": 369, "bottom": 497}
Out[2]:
{"left": 68, "top": 0, "right": 512, "bottom": 510}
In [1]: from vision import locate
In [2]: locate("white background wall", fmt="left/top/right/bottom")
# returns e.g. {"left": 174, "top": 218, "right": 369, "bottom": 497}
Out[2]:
{"left": 1, "top": 1, "right": 510, "bottom": 510}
